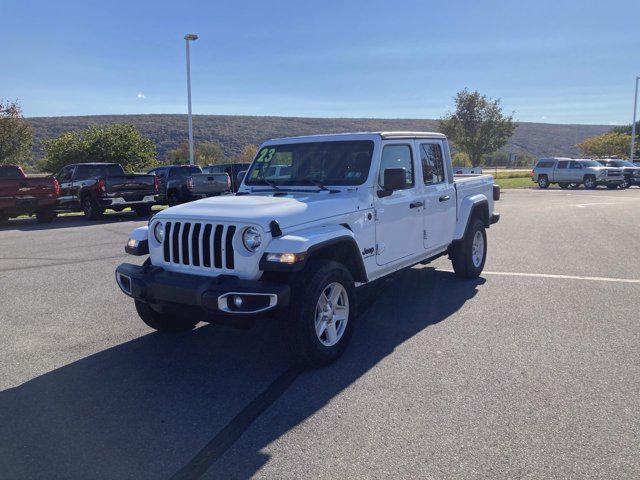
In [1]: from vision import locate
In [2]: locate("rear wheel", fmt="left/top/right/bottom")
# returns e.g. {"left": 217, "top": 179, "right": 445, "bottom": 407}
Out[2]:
{"left": 451, "top": 218, "right": 487, "bottom": 279}
{"left": 35, "top": 208, "right": 56, "bottom": 224}
{"left": 286, "top": 260, "right": 356, "bottom": 368}
{"left": 0, "top": 212, "right": 8, "bottom": 224}
{"left": 82, "top": 196, "right": 104, "bottom": 220}
{"left": 583, "top": 176, "right": 597, "bottom": 189}
{"left": 133, "top": 204, "right": 152, "bottom": 217}
{"left": 538, "top": 176, "right": 549, "bottom": 189}
{"left": 134, "top": 300, "right": 199, "bottom": 332}
{"left": 621, "top": 176, "right": 631, "bottom": 189}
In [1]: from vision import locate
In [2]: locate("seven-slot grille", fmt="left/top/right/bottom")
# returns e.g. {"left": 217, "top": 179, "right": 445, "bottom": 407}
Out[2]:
{"left": 606, "top": 170, "right": 621, "bottom": 177}
{"left": 162, "top": 221, "right": 236, "bottom": 270}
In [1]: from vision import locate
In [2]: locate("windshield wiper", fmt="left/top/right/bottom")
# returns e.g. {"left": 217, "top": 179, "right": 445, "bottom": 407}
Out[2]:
{"left": 255, "top": 171, "right": 282, "bottom": 191}
{"left": 287, "top": 178, "right": 340, "bottom": 192}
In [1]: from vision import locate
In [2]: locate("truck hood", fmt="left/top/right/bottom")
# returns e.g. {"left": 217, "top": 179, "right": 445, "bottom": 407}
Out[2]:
{"left": 155, "top": 191, "right": 359, "bottom": 231}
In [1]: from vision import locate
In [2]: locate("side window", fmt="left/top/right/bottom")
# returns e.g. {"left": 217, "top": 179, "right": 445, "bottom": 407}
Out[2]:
{"left": 557, "top": 161, "right": 569, "bottom": 169}
{"left": 570, "top": 161, "right": 582, "bottom": 169}
{"left": 379, "top": 144, "right": 414, "bottom": 189}
{"left": 420, "top": 143, "right": 445, "bottom": 185}
{"left": 57, "top": 166, "right": 73, "bottom": 182}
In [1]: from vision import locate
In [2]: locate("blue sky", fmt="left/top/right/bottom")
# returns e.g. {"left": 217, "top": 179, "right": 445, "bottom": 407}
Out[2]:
{"left": 2, "top": 0, "right": 639, "bottom": 124}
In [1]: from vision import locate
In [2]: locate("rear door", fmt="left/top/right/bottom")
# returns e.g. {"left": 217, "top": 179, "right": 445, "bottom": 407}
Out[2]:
{"left": 374, "top": 141, "right": 423, "bottom": 266}
{"left": 417, "top": 140, "right": 456, "bottom": 252}
{"left": 568, "top": 161, "right": 583, "bottom": 182}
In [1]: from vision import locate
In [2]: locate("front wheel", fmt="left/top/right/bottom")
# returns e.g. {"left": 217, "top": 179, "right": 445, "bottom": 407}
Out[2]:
{"left": 451, "top": 218, "right": 487, "bottom": 279}
{"left": 82, "top": 196, "right": 104, "bottom": 220}
{"left": 35, "top": 208, "right": 57, "bottom": 224}
{"left": 134, "top": 300, "right": 199, "bottom": 332}
{"left": 583, "top": 176, "right": 597, "bottom": 189}
{"left": 133, "top": 204, "right": 152, "bottom": 217}
{"left": 286, "top": 260, "right": 356, "bottom": 368}
{"left": 621, "top": 177, "right": 631, "bottom": 189}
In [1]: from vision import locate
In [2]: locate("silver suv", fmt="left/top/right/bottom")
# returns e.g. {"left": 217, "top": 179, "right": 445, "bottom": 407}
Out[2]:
{"left": 532, "top": 158, "right": 624, "bottom": 189}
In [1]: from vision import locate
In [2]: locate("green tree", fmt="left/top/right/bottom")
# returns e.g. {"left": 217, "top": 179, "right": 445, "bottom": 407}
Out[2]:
{"left": 576, "top": 131, "right": 634, "bottom": 159}
{"left": 0, "top": 99, "right": 33, "bottom": 164}
{"left": 39, "top": 124, "right": 158, "bottom": 173}
{"left": 439, "top": 89, "right": 517, "bottom": 167}
{"left": 237, "top": 144, "right": 259, "bottom": 163}
{"left": 166, "top": 140, "right": 227, "bottom": 165}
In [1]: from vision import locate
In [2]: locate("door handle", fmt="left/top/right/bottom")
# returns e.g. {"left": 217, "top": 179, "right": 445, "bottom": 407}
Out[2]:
{"left": 439, "top": 195, "right": 450, "bottom": 202}
{"left": 409, "top": 201, "right": 424, "bottom": 209}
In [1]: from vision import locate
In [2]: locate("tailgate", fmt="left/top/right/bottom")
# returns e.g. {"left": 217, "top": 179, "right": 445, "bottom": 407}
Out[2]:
{"left": 190, "top": 173, "right": 230, "bottom": 194}
{"left": 105, "top": 174, "right": 156, "bottom": 195}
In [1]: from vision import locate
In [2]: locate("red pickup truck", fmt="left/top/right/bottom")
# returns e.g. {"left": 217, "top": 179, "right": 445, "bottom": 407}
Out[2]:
{"left": 0, "top": 165, "right": 59, "bottom": 224}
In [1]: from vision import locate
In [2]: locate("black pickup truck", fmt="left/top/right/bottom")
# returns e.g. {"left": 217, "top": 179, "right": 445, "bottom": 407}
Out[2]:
{"left": 55, "top": 163, "right": 157, "bottom": 219}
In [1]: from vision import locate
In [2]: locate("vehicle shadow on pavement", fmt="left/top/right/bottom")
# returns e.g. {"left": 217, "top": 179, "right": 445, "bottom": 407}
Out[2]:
{"left": 0, "top": 267, "right": 483, "bottom": 479}
{"left": 0, "top": 211, "right": 154, "bottom": 231}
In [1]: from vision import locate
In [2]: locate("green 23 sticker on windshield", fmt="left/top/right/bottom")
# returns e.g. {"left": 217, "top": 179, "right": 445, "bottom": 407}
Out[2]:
{"left": 255, "top": 147, "right": 276, "bottom": 163}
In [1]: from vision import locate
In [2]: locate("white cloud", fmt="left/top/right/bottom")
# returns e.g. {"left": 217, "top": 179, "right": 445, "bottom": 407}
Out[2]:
{"left": 137, "top": 92, "right": 146, "bottom": 99}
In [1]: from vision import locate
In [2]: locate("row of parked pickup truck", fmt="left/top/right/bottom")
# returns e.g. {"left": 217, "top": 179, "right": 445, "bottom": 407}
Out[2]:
{"left": 531, "top": 157, "right": 640, "bottom": 189}
{"left": 0, "top": 162, "right": 250, "bottom": 224}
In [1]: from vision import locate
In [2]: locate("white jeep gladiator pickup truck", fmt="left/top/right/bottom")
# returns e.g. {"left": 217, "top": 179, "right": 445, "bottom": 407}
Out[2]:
{"left": 116, "top": 132, "right": 499, "bottom": 367}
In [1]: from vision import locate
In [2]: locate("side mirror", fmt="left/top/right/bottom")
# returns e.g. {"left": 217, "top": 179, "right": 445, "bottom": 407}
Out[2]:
{"left": 378, "top": 168, "right": 406, "bottom": 197}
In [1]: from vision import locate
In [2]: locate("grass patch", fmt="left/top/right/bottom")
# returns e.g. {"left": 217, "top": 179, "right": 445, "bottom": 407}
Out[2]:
{"left": 491, "top": 170, "right": 532, "bottom": 179}
{"left": 493, "top": 176, "right": 535, "bottom": 189}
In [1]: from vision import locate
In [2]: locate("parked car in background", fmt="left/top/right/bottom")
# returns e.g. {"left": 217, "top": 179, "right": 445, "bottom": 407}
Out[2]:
{"left": 187, "top": 171, "right": 231, "bottom": 199}
{"left": 532, "top": 158, "right": 624, "bottom": 189}
{"left": 595, "top": 159, "right": 640, "bottom": 188}
{"left": 202, "top": 163, "right": 250, "bottom": 192}
{"left": 148, "top": 165, "right": 203, "bottom": 206}
{"left": 116, "top": 132, "right": 500, "bottom": 367}
{"left": 55, "top": 163, "right": 157, "bottom": 219}
{"left": 0, "top": 165, "right": 59, "bottom": 224}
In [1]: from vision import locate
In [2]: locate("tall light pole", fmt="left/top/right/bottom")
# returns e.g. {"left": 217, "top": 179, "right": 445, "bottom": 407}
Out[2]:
{"left": 630, "top": 75, "right": 639, "bottom": 163}
{"left": 184, "top": 34, "right": 199, "bottom": 165}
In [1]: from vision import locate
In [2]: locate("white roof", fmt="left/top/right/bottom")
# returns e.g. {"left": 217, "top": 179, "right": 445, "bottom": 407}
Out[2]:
{"left": 267, "top": 131, "right": 446, "bottom": 144}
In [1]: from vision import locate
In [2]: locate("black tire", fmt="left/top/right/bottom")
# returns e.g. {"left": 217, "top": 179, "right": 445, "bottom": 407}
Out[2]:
{"left": 134, "top": 300, "right": 199, "bottom": 332}
{"left": 621, "top": 177, "right": 631, "bottom": 189}
{"left": 583, "top": 175, "right": 597, "bottom": 189}
{"left": 559, "top": 183, "right": 569, "bottom": 189}
{"left": 0, "top": 212, "right": 9, "bottom": 224}
{"left": 285, "top": 260, "right": 356, "bottom": 368}
{"left": 133, "top": 204, "right": 152, "bottom": 217}
{"left": 451, "top": 218, "right": 487, "bottom": 279}
{"left": 569, "top": 183, "right": 580, "bottom": 189}
{"left": 82, "top": 195, "right": 104, "bottom": 220}
{"left": 538, "top": 176, "right": 549, "bottom": 189}
{"left": 606, "top": 184, "right": 619, "bottom": 190}
{"left": 168, "top": 190, "right": 181, "bottom": 206}
{"left": 35, "top": 208, "right": 56, "bottom": 224}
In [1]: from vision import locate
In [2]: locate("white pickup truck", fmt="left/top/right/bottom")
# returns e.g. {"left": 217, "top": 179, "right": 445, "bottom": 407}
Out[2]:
{"left": 116, "top": 132, "right": 499, "bottom": 367}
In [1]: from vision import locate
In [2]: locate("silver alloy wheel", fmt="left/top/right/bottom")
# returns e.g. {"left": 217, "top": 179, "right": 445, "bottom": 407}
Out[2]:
{"left": 471, "top": 230, "right": 485, "bottom": 268}
{"left": 585, "top": 177, "right": 595, "bottom": 188}
{"left": 314, "top": 282, "right": 349, "bottom": 347}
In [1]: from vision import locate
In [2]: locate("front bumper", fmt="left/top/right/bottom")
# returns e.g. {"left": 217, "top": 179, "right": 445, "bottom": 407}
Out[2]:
{"left": 597, "top": 177, "right": 624, "bottom": 185}
{"left": 115, "top": 262, "right": 290, "bottom": 316}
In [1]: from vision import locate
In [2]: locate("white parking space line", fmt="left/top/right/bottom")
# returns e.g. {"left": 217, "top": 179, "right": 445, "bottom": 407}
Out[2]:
{"left": 572, "top": 202, "right": 621, "bottom": 208}
{"left": 439, "top": 269, "right": 640, "bottom": 284}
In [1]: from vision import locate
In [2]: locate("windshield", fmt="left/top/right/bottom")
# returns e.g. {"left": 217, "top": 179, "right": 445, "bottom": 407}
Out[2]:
{"left": 245, "top": 140, "right": 374, "bottom": 187}
{"left": 616, "top": 160, "right": 635, "bottom": 167}
{"left": 75, "top": 164, "right": 125, "bottom": 178}
{"left": 581, "top": 160, "right": 601, "bottom": 167}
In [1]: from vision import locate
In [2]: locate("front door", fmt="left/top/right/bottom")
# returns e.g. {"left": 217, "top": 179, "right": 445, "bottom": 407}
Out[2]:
{"left": 374, "top": 142, "right": 423, "bottom": 266}
{"left": 56, "top": 166, "right": 75, "bottom": 208}
{"left": 417, "top": 140, "right": 456, "bottom": 252}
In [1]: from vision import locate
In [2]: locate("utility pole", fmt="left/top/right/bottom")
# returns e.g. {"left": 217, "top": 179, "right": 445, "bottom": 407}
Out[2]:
{"left": 630, "top": 76, "right": 639, "bottom": 162}
{"left": 184, "top": 34, "right": 199, "bottom": 165}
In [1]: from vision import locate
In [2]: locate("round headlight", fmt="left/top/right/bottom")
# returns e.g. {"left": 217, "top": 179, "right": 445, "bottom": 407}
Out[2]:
{"left": 153, "top": 221, "right": 165, "bottom": 243}
{"left": 242, "top": 226, "right": 262, "bottom": 252}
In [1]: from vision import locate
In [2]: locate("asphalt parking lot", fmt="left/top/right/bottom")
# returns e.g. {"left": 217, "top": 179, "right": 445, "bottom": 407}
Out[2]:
{"left": 1, "top": 188, "right": 639, "bottom": 479}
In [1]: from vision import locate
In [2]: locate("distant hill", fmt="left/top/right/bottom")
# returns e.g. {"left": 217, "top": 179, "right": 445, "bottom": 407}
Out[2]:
{"left": 25, "top": 114, "right": 612, "bottom": 168}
